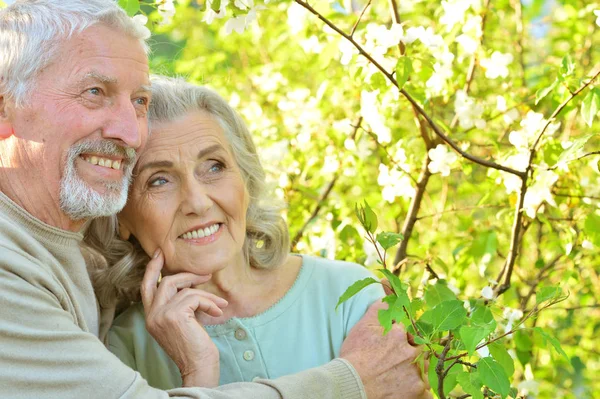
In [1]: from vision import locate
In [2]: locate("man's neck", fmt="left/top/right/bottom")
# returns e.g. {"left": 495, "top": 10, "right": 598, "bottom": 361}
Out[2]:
{"left": 0, "top": 169, "right": 84, "bottom": 232}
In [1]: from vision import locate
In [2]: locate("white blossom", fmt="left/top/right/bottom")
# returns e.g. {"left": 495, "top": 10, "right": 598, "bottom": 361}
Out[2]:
{"left": 223, "top": 6, "right": 264, "bottom": 35}
{"left": 481, "top": 286, "right": 494, "bottom": 300}
{"left": 582, "top": 239, "right": 594, "bottom": 250}
{"left": 454, "top": 90, "right": 486, "bottom": 129}
{"left": 594, "top": 10, "right": 600, "bottom": 26}
{"left": 523, "top": 169, "right": 558, "bottom": 218}
{"left": 440, "top": 0, "right": 471, "bottom": 32}
{"left": 404, "top": 26, "right": 444, "bottom": 50}
{"left": 518, "top": 379, "right": 540, "bottom": 396}
{"left": 363, "top": 240, "right": 384, "bottom": 266}
{"left": 428, "top": 144, "right": 458, "bottom": 176}
{"left": 300, "top": 36, "right": 324, "bottom": 54}
{"left": 131, "top": 14, "right": 151, "bottom": 39}
{"left": 480, "top": 51, "right": 513, "bottom": 79}
{"left": 508, "top": 111, "right": 561, "bottom": 150}
{"left": 426, "top": 51, "right": 454, "bottom": 96}
{"left": 287, "top": 2, "right": 309, "bottom": 34}
{"left": 360, "top": 90, "right": 391, "bottom": 144}
{"left": 321, "top": 155, "right": 340, "bottom": 174}
{"left": 476, "top": 341, "right": 490, "bottom": 357}
{"left": 157, "top": 0, "right": 176, "bottom": 24}
{"left": 203, "top": 0, "right": 229, "bottom": 23}
{"left": 503, "top": 307, "right": 523, "bottom": 333}
{"left": 364, "top": 23, "right": 404, "bottom": 51}
{"left": 378, "top": 164, "right": 416, "bottom": 202}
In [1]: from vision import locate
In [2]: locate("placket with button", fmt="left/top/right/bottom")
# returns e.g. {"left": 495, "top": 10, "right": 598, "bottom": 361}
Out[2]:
{"left": 227, "top": 320, "right": 267, "bottom": 382}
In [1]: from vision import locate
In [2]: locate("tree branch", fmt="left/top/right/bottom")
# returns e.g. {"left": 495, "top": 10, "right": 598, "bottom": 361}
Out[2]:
{"left": 291, "top": 117, "right": 362, "bottom": 249}
{"left": 292, "top": 0, "right": 525, "bottom": 177}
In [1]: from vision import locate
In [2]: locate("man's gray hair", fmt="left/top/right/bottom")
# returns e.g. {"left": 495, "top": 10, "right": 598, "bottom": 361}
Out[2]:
{"left": 88, "top": 76, "right": 291, "bottom": 305}
{"left": 0, "top": 0, "right": 150, "bottom": 107}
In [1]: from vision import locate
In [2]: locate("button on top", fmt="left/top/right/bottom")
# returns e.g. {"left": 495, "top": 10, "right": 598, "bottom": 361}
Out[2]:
{"left": 234, "top": 328, "right": 247, "bottom": 340}
{"left": 243, "top": 350, "right": 255, "bottom": 361}
{"left": 252, "top": 376, "right": 263, "bottom": 382}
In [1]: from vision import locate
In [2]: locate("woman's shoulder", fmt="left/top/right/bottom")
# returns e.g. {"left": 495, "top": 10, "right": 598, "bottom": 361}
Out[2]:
{"left": 111, "top": 302, "right": 146, "bottom": 331}
{"left": 299, "top": 254, "right": 379, "bottom": 286}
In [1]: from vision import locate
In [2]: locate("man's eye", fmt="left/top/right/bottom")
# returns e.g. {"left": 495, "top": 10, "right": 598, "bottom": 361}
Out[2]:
{"left": 134, "top": 97, "right": 149, "bottom": 106}
{"left": 87, "top": 87, "right": 102, "bottom": 96}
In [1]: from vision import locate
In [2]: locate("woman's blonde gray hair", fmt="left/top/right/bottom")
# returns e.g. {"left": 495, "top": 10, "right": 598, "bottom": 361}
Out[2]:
{"left": 0, "top": 0, "right": 150, "bottom": 107}
{"left": 89, "top": 76, "right": 290, "bottom": 306}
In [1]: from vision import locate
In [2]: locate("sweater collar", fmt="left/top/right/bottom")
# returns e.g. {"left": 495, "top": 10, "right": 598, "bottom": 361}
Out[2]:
{"left": 0, "top": 191, "right": 84, "bottom": 248}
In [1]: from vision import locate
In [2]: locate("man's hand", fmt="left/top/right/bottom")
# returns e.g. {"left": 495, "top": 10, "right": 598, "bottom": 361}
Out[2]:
{"left": 340, "top": 300, "right": 432, "bottom": 399}
{"left": 140, "top": 249, "right": 227, "bottom": 387}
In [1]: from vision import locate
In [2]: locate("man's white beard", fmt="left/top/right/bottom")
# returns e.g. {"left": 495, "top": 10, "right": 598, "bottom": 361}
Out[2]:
{"left": 59, "top": 140, "right": 136, "bottom": 220}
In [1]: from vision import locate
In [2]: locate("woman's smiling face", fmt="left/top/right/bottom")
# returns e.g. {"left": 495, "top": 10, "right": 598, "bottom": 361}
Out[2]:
{"left": 119, "top": 110, "right": 249, "bottom": 275}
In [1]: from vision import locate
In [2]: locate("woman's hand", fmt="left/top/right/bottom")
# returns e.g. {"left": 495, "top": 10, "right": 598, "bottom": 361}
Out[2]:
{"left": 140, "top": 249, "right": 227, "bottom": 387}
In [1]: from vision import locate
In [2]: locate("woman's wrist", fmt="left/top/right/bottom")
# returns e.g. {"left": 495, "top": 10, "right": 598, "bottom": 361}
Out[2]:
{"left": 180, "top": 355, "right": 220, "bottom": 387}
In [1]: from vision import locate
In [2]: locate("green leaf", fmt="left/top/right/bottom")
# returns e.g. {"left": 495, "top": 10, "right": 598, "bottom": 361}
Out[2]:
{"left": 378, "top": 293, "right": 411, "bottom": 333}
{"left": 478, "top": 357, "right": 510, "bottom": 398}
{"left": 532, "top": 327, "right": 569, "bottom": 361}
{"left": 425, "top": 300, "right": 467, "bottom": 332}
{"left": 456, "top": 371, "right": 484, "bottom": 399}
{"left": 118, "top": 0, "right": 140, "bottom": 16}
{"left": 395, "top": 56, "right": 413, "bottom": 89}
{"left": 559, "top": 55, "right": 575, "bottom": 77}
{"left": 535, "top": 79, "right": 558, "bottom": 105}
{"left": 470, "top": 305, "right": 497, "bottom": 334}
{"left": 514, "top": 330, "right": 533, "bottom": 351}
{"left": 536, "top": 285, "right": 563, "bottom": 305}
{"left": 413, "top": 335, "right": 431, "bottom": 345}
{"left": 460, "top": 326, "right": 489, "bottom": 355}
{"left": 376, "top": 232, "right": 404, "bottom": 250}
{"left": 554, "top": 133, "right": 595, "bottom": 167}
{"left": 516, "top": 348, "right": 531, "bottom": 366}
{"left": 336, "top": 277, "right": 378, "bottom": 310}
{"left": 377, "top": 268, "right": 406, "bottom": 297}
{"left": 584, "top": 212, "right": 600, "bottom": 246}
{"left": 363, "top": 201, "right": 378, "bottom": 233}
{"left": 424, "top": 281, "right": 457, "bottom": 309}
{"left": 581, "top": 88, "right": 600, "bottom": 127}
{"left": 488, "top": 342, "right": 515, "bottom": 377}
{"left": 210, "top": 0, "right": 222, "bottom": 12}
{"left": 469, "top": 231, "right": 497, "bottom": 259}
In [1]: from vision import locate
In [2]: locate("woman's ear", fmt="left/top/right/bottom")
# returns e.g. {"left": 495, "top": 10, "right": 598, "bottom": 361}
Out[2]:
{"left": 0, "top": 96, "right": 14, "bottom": 140}
{"left": 118, "top": 220, "right": 132, "bottom": 241}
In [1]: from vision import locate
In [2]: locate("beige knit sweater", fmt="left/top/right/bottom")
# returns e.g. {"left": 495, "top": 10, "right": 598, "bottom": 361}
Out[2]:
{"left": 0, "top": 191, "right": 365, "bottom": 399}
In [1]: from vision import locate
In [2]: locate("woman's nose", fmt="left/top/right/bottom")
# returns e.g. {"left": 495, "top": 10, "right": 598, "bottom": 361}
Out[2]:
{"left": 180, "top": 180, "right": 213, "bottom": 216}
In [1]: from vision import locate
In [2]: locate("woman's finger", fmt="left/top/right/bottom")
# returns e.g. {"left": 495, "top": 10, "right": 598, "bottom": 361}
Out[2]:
{"left": 153, "top": 272, "right": 215, "bottom": 309}
{"left": 141, "top": 248, "right": 164, "bottom": 311}
{"left": 168, "top": 288, "right": 226, "bottom": 318}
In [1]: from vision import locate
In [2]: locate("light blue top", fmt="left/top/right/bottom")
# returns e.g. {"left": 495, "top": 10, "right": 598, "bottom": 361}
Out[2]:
{"left": 108, "top": 254, "right": 385, "bottom": 390}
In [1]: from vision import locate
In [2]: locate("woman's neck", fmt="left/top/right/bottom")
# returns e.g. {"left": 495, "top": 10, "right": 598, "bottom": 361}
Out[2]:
{"left": 196, "top": 254, "right": 302, "bottom": 325}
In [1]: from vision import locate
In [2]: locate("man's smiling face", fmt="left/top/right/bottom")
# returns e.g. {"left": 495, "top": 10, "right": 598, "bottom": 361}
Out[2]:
{"left": 6, "top": 23, "right": 151, "bottom": 220}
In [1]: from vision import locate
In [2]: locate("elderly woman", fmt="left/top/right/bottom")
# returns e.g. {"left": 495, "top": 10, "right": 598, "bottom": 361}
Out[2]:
{"left": 97, "top": 76, "right": 384, "bottom": 389}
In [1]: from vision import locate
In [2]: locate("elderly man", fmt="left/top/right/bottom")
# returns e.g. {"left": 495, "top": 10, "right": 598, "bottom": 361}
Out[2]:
{"left": 0, "top": 1, "right": 429, "bottom": 398}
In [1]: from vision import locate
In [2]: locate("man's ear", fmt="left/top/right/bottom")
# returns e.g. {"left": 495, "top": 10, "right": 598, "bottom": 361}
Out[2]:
{"left": 0, "top": 96, "right": 14, "bottom": 140}
{"left": 118, "top": 219, "right": 132, "bottom": 241}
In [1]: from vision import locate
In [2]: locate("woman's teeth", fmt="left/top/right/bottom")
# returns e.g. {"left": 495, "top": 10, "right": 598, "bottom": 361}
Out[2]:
{"left": 82, "top": 155, "right": 122, "bottom": 170}
{"left": 181, "top": 224, "right": 220, "bottom": 240}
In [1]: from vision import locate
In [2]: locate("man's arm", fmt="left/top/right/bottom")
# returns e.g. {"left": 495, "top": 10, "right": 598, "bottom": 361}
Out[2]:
{"left": 0, "top": 260, "right": 361, "bottom": 399}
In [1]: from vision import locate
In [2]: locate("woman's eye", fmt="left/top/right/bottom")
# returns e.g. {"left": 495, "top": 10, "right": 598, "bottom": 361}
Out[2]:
{"left": 149, "top": 177, "right": 168, "bottom": 187}
{"left": 209, "top": 162, "right": 224, "bottom": 173}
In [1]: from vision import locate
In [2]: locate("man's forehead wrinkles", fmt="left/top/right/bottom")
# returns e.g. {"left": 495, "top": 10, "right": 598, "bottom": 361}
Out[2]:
{"left": 79, "top": 71, "right": 117, "bottom": 85}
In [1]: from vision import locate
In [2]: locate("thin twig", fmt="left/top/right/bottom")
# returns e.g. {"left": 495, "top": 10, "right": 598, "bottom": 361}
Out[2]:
{"left": 513, "top": 0, "right": 527, "bottom": 87}
{"left": 547, "top": 150, "right": 600, "bottom": 170}
{"left": 291, "top": 117, "right": 362, "bottom": 249}
{"left": 350, "top": 0, "right": 372, "bottom": 37}
{"left": 436, "top": 332, "right": 453, "bottom": 399}
{"left": 394, "top": 154, "right": 432, "bottom": 271}
{"left": 416, "top": 204, "right": 505, "bottom": 221}
{"left": 531, "top": 66, "right": 600, "bottom": 151}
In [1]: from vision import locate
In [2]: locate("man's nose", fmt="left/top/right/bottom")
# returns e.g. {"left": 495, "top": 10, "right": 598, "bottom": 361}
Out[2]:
{"left": 102, "top": 97, "right": 145, "bottom": 149}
